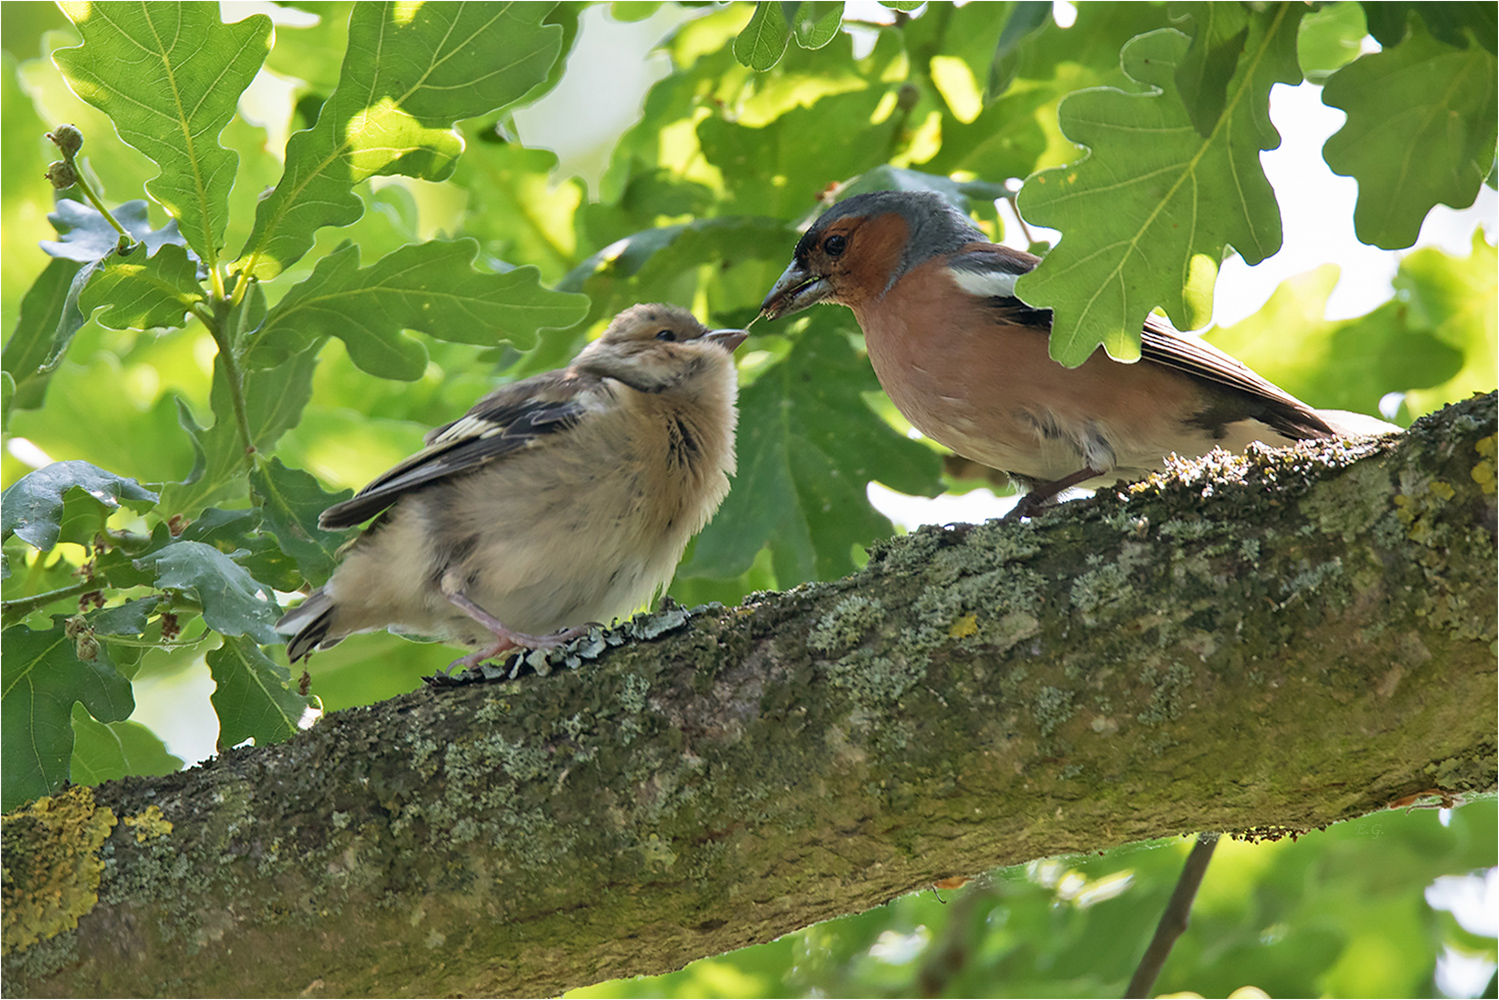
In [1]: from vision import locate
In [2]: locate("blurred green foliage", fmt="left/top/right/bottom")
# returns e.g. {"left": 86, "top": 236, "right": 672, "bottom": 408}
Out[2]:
{"left": 570, "top": 803, "right": 1497, "bottom": 998}
{"left": 1, "top": 1, "right": 1493, "bottom": 994}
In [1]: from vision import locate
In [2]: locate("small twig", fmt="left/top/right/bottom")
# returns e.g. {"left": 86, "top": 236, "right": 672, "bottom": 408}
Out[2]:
{"left": 47, "top": 125, "right": 137, "bottom": 250}
{"left": 1005, "top": 192, "right": 1037, "bottom": 247}
{"left": 1, "top": 581, "right": 95, "bottom": 624}
{"left": 1125, "top": 832, "right": 1219, "bottom": 999}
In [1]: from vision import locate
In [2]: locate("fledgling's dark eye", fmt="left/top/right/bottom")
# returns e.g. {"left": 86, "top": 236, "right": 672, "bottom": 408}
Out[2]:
{"left": 655, "top": 329, "right": 677, "bottom": 342}
{"left": 823, "top": 234, "right": 847, "bottom": 257}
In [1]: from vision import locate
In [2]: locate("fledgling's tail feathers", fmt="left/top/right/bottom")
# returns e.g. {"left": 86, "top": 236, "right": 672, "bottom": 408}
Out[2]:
{"left": 277, "top": 590, "right": 341, "bottom": 662}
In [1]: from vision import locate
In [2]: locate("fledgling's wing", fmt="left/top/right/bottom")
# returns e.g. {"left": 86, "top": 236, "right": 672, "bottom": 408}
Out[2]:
{"left": 318, "top": 371, "right": 596, "bottom": 530}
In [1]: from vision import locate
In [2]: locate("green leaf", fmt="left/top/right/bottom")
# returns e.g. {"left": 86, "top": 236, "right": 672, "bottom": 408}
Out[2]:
{"left": 179, "top": 508, "right": 303, "bottom": 594}
{"left": 247, "top": 239, "right": 588, "bottom": 380}
{"left": 734, "top": 3, "right": 791, "bottom": 71}
{"left": 1398, "top": 230, "right": 1499, "bottom": 416}
{"left": 1171, "top": 1, "right": 1251, "bottom": 138}
{"left": 69, "top": 702, "right": 183, "bottom": 786}
{"left": 682, "top": 320, "right": 942, "bottom": 585}
{"left": 262, "top": 1, "right": 353, "bottom": 95}
{"left": 610, "top": 2, "right": 664, "bottom": 23}
{"left": 1364, "top": 2, "right": 1498, "bottom": 54}
{"left": 39, "top": 198, "right": 186, "bottom": 264}
{"left": 38, "top": 198, "right": 190, "bottom": 361}
{"left": 561, "top": 216, "right": 796, "bottom": 341}
{"left": 235, "top": 1, "right": 565, "bottom": 280}
{"left": 988, "top": 1, "right": 1054, "bottom": 99}
{"left": 698, "top": 86, "right": 905, "bottom": 218}
{"left": 3, "top": 257, "right": 81, "bottom": 417}
{"left": 134, "top": 540, "right": 282, "bottom": 644}
{"left": 1, "top": 460, "right": 158, "bottom": 551}
{"left": 250, "top": 458, "right": 353, "bottom": 586}
{"left": 1321, "top": 18, "right": 1498, "bottom": 250}
{"left": 78, "top": 243, "right": 203, "bottom": 332}
{"left": 880, "top": 1, "right": 924, "bottom": 10}
{"left": 1297, "top": 2, "right": 1367, "bottom": 82}
{"left": 1205, "top": 264, "right": 1463, "bottom": 416}
{"left": 788, "top": 2, "right": 844, "bottom": 50}
{"left": 1015, "top": 10, "right": 1303, "bottom": 366}
{"left": 53, "top": 2, "right": 272, "bottom": 264}
{"left": 87, "top": 597, "right": 156, "bottom": 637}
{"left": 206, "top": 634, "right": 311, "bottom": 750}
{"left": 159, "top": 344, "right": 319, "bottom": 516}
{"left": 1, "top": 618, "right": 133, "bottom": 810}
{"left": 453, "top": 138, "right": 584, "bottom": 283}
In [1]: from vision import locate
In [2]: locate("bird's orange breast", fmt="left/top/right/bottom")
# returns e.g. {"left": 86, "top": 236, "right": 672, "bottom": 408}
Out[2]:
{"left": 853, "top": 257, "right": 1209, "bottom": 482}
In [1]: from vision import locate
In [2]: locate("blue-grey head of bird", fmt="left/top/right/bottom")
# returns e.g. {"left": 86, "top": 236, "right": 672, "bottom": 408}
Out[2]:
{"left": 574, "top": 303, "right": 748, "bottom": 394}
{"left": 760, "top": 190, "right": 986, "bottom": 319}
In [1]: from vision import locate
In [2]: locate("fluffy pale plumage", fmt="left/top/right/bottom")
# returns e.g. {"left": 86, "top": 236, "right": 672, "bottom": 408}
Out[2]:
{"left": 761, "top": 190, "right": 1395, "bottom": 517}
{"left": 276, "top": 304, "right": 746, "bottom": 671}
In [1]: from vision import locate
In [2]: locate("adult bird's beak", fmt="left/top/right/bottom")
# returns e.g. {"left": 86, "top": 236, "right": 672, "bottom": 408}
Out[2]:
{"left": 760, "top": 260, "right": 832, "bottom": 320}
{"left": 705, "top": 328, "right": 750, "bottom": 352}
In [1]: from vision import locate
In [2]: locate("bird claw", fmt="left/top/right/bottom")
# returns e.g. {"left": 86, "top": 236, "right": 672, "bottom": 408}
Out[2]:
{"left": 440, "top": 621, "right": 597, "bottom": 677}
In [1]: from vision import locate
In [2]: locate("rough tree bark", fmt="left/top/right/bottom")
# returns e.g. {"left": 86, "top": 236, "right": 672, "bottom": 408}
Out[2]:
{"left": 4, "top": 393, "right": 1495, "bottom": 998}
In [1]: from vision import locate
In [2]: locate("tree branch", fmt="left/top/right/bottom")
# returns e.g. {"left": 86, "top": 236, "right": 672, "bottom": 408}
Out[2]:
{"left": 5, "top": 394, "right": 1495, "bottom": 998}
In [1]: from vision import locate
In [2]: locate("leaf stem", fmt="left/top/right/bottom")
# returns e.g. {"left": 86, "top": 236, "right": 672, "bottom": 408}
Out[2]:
{"left": 206, "top": 301, "right": 259, "bottom": 473}
{"left": 71, "top": 167, "right": 135, "bottom": 245}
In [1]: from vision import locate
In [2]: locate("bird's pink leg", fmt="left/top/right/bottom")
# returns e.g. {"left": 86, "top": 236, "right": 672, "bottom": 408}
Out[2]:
{"left": 1004, "top": 466, "right": 1102, "bottom": 522}
{"left": 441, "top": 589, "right": 594, "bottom": 674}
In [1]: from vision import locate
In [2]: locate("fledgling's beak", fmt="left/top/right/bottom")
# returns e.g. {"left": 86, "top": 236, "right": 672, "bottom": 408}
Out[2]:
{"left": 760, "top": 260, "right": 832, "bottom": 320}
{"left": 705, "top": 328, "right": 750, "bottom": 352}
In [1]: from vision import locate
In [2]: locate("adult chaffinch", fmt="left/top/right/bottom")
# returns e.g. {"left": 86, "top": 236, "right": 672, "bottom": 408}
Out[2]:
{"left": 276, "top": 304, "right": 747, "bottom": 673}
{"left": 761, "top": 190, "right": 1394, "bottom": 518}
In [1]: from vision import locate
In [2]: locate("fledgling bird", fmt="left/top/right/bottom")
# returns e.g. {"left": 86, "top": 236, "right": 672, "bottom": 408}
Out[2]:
{"left": 276, "top": 304, "right": 747, "bottom": 673}
{"left": 760, "top": 190, "right": 1394, "bottom": 518}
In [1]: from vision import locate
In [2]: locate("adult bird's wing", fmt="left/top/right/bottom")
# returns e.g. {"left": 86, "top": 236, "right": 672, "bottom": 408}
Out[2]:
{"left": 1136, "top": 314, "right": 1334, "bottom": 440}
{"left": 948, "top": 243, "right": 1334, "bottom": 441}
{"left": 318, "top": 372, "right": 594, "bottom": 530}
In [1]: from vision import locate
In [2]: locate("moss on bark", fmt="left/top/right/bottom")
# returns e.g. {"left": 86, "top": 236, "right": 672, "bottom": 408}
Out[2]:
{"left": 4, "top": 394, "right": 1495, "bottom": 998}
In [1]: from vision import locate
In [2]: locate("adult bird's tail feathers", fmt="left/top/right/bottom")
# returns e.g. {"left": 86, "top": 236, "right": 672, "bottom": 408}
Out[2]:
{"left": 1313, "top": 408, "right": 1401, "bottom": 438}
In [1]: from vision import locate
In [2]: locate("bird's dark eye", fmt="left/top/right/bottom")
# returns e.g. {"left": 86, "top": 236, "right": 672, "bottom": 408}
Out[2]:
{"left": 655, "top": 329, "right": 677, "bottom": 342}
{"left": 823, "top": 234, "right": 847, "bottom": 257}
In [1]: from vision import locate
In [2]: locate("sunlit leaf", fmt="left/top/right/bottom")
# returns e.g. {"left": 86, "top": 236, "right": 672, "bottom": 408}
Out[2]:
{"left": 247, "top": 239, "right": 588, "bottom": 380}
{"left": 789, "top": 2, "right": 844, "bottom": 50}
{"left": 1296, "top": 2, "right": 1367, "bottom": 82}
{"left": 1398, "top": 230, "right": 1499, "bottom": 416}
{"left": 733, "top": 2, "right": 790, "bottom": 71}
{"left": 234, "top": 1, "right": 565, "bottom": 280}
{"left": 79, "top": 243, "right": 203, "bottom": 332}
{"left": 1321, "top": 18, "right": 1498, "bottom": 250}
{"left": 1016, "top": 9, "right": 1303, "bottom": 366}
{"left": 53, "top": 2, "right": 271, "bottom": 264}
{"left": 1205, "top": 264, "right": 1463, "bottom": 417}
